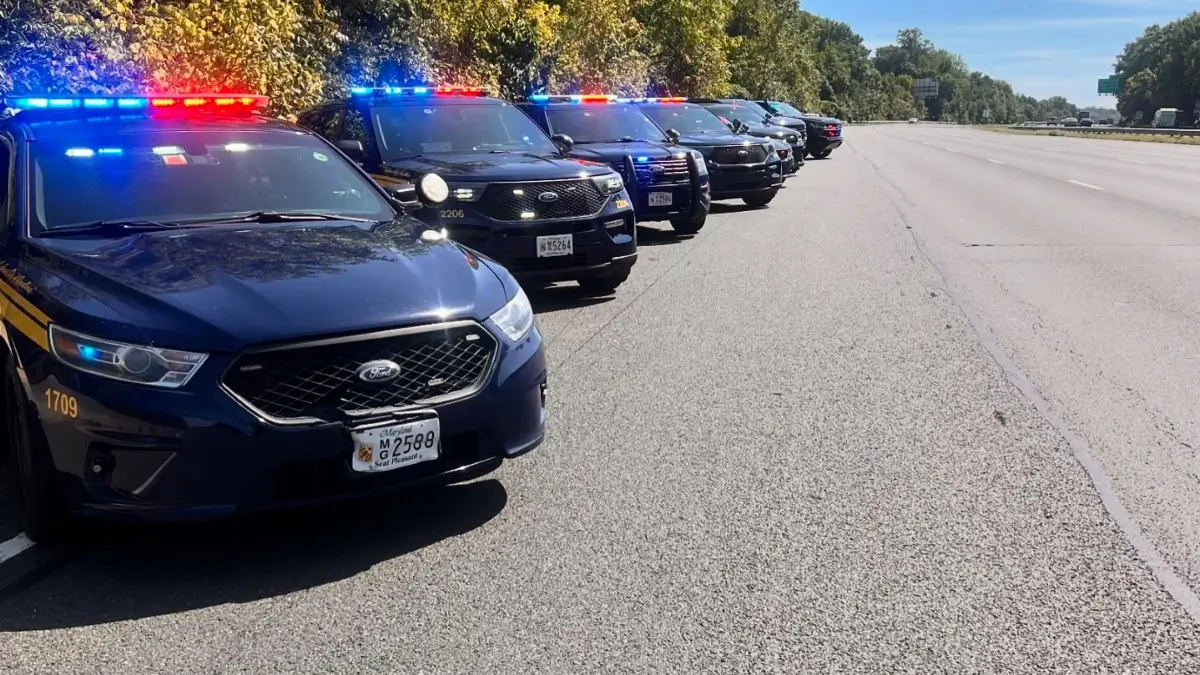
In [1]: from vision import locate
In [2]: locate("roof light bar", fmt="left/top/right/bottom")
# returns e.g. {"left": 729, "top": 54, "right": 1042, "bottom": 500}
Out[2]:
{"left": 616, "top": 97, "right": 687, "bottom": 104}
{"left": 4, "top": 93, "right": 268, "bottom": 115}
{"left": 349, "top": 86, "right": 487, "bottom": 98}
{"left": 528, "top": 94, "right": 620, "bottom": 104}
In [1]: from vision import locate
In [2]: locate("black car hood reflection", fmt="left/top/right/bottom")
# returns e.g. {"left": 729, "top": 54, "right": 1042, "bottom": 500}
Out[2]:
{"left": 38, "top": 221, "right": 508, "bottom": 352}
{"left": 568, "top": 141, "right": 683, "bottom": 163}
{"left": 384, "top": 152, "right": 608, "bottom": 181}
{"left": 673, "top": 132, "right": 766, "bottom": 149}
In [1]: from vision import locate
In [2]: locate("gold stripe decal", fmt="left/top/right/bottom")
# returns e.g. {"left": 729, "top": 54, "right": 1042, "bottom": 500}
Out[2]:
{"left": 0, "top": 294, "right": 50, "bottom": 352}
{"left": 0, "top": 275, "right": 50, "bottom": 327}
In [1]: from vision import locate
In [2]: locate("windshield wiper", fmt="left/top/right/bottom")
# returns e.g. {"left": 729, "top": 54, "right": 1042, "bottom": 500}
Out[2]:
{"left": 577, "top": 137, "right": 645, "bottom": 144}
{"left": 38, "top": 219, "right": 188, "bottom": 238}
{"left": 184, "top": 211, "right": 378, "bottom": 225}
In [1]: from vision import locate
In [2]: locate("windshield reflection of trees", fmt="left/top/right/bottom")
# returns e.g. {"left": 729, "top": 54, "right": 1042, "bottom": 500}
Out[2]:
{"left": 82, "top": 222, "right": 436, "bottom": 294}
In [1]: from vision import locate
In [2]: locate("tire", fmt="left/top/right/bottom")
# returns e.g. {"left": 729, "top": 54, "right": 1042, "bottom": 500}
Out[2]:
{"left": 668, "top": 212, "right": 706, "bottom": 235}
{"left": 577, "top": 269, "right": 630, "bottom": 295}
{"left": 5, "top": 356, "right": 70, "bottom": 544}
{"left": 812, "top": 149, "right": 832, "bottom": 159}
{"left": 742, "top": 189, "right": 778, "bottom": 208}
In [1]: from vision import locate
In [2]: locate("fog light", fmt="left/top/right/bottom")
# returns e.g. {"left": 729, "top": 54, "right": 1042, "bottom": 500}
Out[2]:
{"left": 540, "top": 381, "right": 547, "bottom": 407}
{"left": 605, "top": 218, "right": 625, "bottom": 234}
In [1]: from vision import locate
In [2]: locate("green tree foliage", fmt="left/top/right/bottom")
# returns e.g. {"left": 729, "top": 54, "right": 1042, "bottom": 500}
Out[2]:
{"left": 1115, "top": 12, "right": 1199, "bottom": 125}
{"left": 6, "top": 0, "right": 1176, "bottom": 125}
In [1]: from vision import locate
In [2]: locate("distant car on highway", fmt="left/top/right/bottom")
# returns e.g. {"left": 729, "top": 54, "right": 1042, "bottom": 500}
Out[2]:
{"left": 1062, "top": 118, "right": 1079, "bottom": 127}
{"left": 1047, "top": 117, "right": 1058, "bottom": 126}
{"left": 908, "top": 118, "right": 918, "bottom": 124}
{"left": 1079, "top": 118, "right": 1094, "bottom": 127}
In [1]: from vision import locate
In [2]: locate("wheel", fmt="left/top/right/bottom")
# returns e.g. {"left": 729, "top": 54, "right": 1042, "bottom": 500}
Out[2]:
{"left": 668, "top": 212, "right": 706, "bottom": 235}
{"left": 742, "top": 189, "right": 778, "bottom": 208}
{"left": 577, "top": 269, "right": 630, "bottom": 295}
{"left": 811, "top": 149, "right": 832, "bottom": 159}
{"left": 4, "top": 356, "right": 70, "bottom": 544}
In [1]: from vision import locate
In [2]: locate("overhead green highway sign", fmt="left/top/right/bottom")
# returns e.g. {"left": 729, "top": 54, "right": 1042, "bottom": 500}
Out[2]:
{"left": 1098, "top": 76, "right": 1121, "bottom": 95}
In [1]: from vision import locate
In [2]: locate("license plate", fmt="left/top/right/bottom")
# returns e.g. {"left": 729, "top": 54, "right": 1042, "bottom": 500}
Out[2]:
{"left": 350, "top": 416, "right": 440, "bottom": 473}
{"left": 537, "top": 234, "right": 574, "bottom": 257}
{"left": 648, "top": 192, "right": 673, "bottom": 207}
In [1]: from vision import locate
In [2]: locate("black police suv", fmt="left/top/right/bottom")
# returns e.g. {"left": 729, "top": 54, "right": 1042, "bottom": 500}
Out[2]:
{"left": 517, "top": 95, "right": 710, "bottom": 235}
{"left": 630, "top": 99, "right": 785, "bottom": 207}
{"left": 0, "top": 92, "right": 547, "bottom": 542}
{"left": 297, "top": 87, "right": 637, "bottom": 294}
{"left": 688, "top": 98, "right": 807, "bottom": 166}
{"left": 756, "top": 100, "right": 843, "bottom": 159}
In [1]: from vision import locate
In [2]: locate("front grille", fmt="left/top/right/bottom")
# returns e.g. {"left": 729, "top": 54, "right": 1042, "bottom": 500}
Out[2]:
{"left": 222, "top": 322, "right": 497, "bottom": 422}
{"left": 476, "top": 180, "right": 607, "bottom": 222}
{"left": 616, "top": 157, "right": 690, "bottom": 185}
{"left": 711, "top": 145, "right": 768, "bottom": 164}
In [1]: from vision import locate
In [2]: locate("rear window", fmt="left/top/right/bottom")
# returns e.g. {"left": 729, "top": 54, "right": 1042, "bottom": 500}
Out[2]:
{"left": 31, "top": 130, "right": 393, "bottom": 231}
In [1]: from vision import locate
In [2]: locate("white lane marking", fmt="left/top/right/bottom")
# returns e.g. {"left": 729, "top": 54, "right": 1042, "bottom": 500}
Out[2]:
{"left": 1068, "top": 179, "right": 1105, "bottom": 191}
{"left": 1119, "top": 158, "right": 1148, "bottom": 164}
{"left": 986, "top": 158, "right": 1004, "bottom": 164}
{"left": 1048, "top": 149, "right": 1062, "bottom": 153}
{"left": 0, "top": 534, "right": 34, "bottom": 564}
{"left": 945, "top": 148, "right": 958, "bottom": 153}
{"left": 922, "top": 141, "right": 931, "bottom": 145}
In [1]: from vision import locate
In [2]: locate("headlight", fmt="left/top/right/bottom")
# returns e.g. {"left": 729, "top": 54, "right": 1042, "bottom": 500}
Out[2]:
{"left": 591, "top": 172, "right": 623, "bottom": 195}
{"left": 49, "top": 325, "right": 207, "bottom": 388}
{"left": 489, "top": 287, "right": 535, "bottom": 342}
{"left": 446, "top": 183, "right": 484, "bottom": 202}
{"left": 416, "top": 173, "right": 449, "bottom": 205}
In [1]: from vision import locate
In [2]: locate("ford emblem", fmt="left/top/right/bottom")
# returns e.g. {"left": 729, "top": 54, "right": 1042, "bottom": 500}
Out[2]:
{"left": 538, "top": 191, "right": 560, "bottom": 202}
{"left": 357, "top": 360, "right": 402, "bottom": 383}
{"left": 737, "top": 149, "right": 749, "bottom": 156}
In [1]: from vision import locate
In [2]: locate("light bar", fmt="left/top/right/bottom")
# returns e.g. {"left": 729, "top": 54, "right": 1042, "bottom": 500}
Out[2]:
{"left": 349, "top": 86, "right": 487, "bottom": 98}
{"left": 616, "top": 97, "right": 687, "bottom": 104}
{"left": 529, "top": 94, "right": 619, "bottom": 104}
{"left": 4, "top": 93, "right": 269, "bottom": 114}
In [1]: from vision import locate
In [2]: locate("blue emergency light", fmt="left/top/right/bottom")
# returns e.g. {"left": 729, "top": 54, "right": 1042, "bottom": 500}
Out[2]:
{"left": 3, "top": 93, "right": 269, "bottom": 114}
{"left": 350, "top": 86, "right": 487, "bottom": 98}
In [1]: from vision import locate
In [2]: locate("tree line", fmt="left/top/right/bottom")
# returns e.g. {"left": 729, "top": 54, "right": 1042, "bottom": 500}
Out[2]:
{"left": 1114, "top": 11, "right": 1199, "bottom": 126}
{"left": 0, "top": 0, "right": 1116, "bottom": 124}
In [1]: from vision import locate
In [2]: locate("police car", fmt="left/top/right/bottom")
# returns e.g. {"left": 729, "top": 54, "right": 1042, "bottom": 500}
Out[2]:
{"left": 0, "top": 92, "right": 548, "bottom": 542}
{"left": 297, "top": 87, "right": 637, "bottom": 294}
{"left": 516, "top": 95, "right": 711, "bottom": 235}
{"left": 630, "top": 98, "right": 786, "bottom": 207}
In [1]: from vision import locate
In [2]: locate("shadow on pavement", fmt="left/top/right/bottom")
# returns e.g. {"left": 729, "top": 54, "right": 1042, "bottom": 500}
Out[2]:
{"left": 636, "top": 225, "right": 690, "bottom": 247}
{"left": 0, "top": 479, "right": 507, "bottom": 631}
{"left": 709, "top": 202, "right": 760, "bottom": 214}
{"left": 527, "top": 286, "right": 614, "bottom": 314}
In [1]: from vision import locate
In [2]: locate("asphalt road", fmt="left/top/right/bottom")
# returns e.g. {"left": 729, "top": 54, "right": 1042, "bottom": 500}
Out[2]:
{"left": 3, "top": 126, "right": 1200, "bottom": 673}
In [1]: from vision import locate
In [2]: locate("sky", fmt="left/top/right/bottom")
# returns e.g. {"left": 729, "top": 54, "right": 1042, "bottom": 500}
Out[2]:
{"left": 801, "top": 0, "right": 1197, "bottom": 108}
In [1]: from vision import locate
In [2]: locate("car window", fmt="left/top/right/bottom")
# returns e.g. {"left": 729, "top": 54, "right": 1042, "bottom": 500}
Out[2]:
{"left": 544, "top": 106, "right": 668, "bottom": 144}
{"left": 303, "top": 108, "right": 343, "bottom": 140}
{"left": 343, "top": 106, "right": 378, "bottom": 158}
{"left": 369, "top": 102, "right": 558, "bottom": 160}
{"left": 31, "top": 130, "right": 394, "bottom": 230}
{"left": 640, "top": 105, "right": 730, "bottom": 134}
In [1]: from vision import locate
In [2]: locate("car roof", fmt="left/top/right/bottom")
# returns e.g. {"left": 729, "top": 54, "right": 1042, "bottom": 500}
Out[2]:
{"left": 5, "top": 113, "right": 302, "bottom": 141}
{"left": 331, "top": 95, "right": 509, "bottom": 108}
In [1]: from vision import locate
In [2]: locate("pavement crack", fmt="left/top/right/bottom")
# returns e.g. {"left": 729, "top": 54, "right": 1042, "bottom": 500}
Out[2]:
{"left": 854, "top": 140, "right": 1200, "bottom": 626}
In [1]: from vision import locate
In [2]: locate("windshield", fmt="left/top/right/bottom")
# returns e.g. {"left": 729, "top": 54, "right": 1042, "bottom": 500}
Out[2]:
{"left": 370, "top": 102, "right": 558, "bottom": 160}
{"left": 702, "top": 103, "right": 762, "bottom": 125}
{"left": 768, "top": 101, "right": 806, "bottom": 117}
{"left": 545, "top": 105, "right": 668, "bottom": 143}
{"left": 639, "top": 105, "right": 731, "bottom": 134}
{"left": 31, "top": 130, "right": 395, "bottom": 231}
{"left": 737, "top": 101, "right": 773, "bottom": 119}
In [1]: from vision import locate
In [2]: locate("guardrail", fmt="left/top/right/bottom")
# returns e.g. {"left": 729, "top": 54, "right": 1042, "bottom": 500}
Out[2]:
{"left": 1006, "top": 123, "right": 1200, "bottom": 137}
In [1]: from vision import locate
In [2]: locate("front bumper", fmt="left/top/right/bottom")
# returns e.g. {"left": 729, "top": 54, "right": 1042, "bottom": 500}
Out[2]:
{"left": 707, "top": 162, "right": 785, "bottom": 199}
{"left": 32, "top": 325, "right": 549, "bottom": 521}
{"left": 809, "top": 136, "right": 843, "bottom": 154}
{"left": 429, "top": 195, "right": 637, "bottom": 283}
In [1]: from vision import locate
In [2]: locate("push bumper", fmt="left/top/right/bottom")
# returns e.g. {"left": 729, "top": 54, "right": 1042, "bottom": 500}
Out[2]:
{"left": 33, "top": 328, "right": 549, "bottom": 522}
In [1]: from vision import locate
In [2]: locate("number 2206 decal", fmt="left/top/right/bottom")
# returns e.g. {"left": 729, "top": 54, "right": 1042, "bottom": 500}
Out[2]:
{"left": 45, "top": 388, "right": 79, "bottom": 418}
{"left": 439, "top": 209, "right": 465, "bottom": 220}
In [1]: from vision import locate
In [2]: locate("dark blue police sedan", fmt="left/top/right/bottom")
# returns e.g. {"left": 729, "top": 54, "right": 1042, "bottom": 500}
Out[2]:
{"left": 0, "top": 93, "right": 547, "bottom": 542}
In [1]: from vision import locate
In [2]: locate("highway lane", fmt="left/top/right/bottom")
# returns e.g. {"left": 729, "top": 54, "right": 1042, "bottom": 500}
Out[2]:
{"left": 2, "top": 138, "right": 1200, "bottom": 673}
{"left": 851, "top": 123, "right": 1200, "bottom": 606}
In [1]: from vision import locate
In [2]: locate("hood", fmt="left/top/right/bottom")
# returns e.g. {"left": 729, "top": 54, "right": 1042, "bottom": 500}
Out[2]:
{"left": 567, "top": 141, "right": 681, "bottom": 163}
{"left": 765, "top": 115, "right": 810, "bottom": 128}
{"left": 36, "top": 221, "right": 509, "bottom": 352}
{"left": 673, "top": 131, "right": 763, "bottom": 148}
{"left": 743, "top": 123, "right": 801, "bottom": 141}
{"left": 384, "top": 152, "right": 609, "bottom": 181}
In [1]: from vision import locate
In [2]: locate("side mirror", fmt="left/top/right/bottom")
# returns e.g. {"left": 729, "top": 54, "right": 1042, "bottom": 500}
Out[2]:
{"left": 665, "top": 128, "right": 681, "bottom": 144}
{"left": 551, "top": 133, "right": 575, "bottom": 153}
{"left": 729, "top": 118, "right": 742, "bottom": 133}
{"left": 335, "top": 139, "right": 365, "bottom": 163}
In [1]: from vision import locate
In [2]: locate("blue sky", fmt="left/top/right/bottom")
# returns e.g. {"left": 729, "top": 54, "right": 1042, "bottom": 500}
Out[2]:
{"left": 802, "top": 0, "right": 1196, "bottom": 107}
